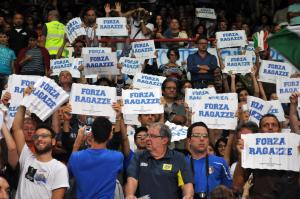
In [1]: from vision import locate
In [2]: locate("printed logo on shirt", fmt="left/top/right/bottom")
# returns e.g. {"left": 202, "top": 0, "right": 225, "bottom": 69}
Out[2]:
{"left": 34, "top": 170, "right": 48, "bottom": 184}
{"left": 25, "top": 166, "right": 37, "bottom": 182}
{"left": 140, "top": 162, "right": 148, "bottom": 167}
{"left": 208, "top": 166, "right": 215, "bottom": 175}
{"left": 25, "top": 166, "right": 48, "bottom": 184}
{"left": 162, "top": 164, "right": 172, "bottom": 171}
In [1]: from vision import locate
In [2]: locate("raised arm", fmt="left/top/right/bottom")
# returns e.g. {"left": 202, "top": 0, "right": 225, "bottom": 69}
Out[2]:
{"left": 250, "top": 66, "right": 260, "bottom": 97}
{"left": 258, "top": 81, "right": 267, "bottom": 101}
{"left": 12, "top": 105, "right": 26, "bottom": 155}
{"left": 1, "top": 119, "right": 19, "bottom": 169}
{"left": 12, "top": 87, "right": 32, "bottom": 155}
{"left": 289, "top": 92, "right": 300, "bottom": 134}
{"left": 113, "top": 101, "right": 131, "bottom": 157}
{"left": 223, "top": 132, "right": 234, "bottom": 165}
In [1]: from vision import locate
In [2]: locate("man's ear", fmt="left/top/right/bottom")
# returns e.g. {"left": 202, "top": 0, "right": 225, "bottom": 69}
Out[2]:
{"left": 109, "top": 131, "right": 113, "bottom": 140}
{"left": 51, "top": 138, "right": 56, "bottom": 147}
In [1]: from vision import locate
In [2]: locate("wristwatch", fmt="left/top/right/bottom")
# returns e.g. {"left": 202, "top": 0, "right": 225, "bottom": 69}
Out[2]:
{"left": 140, "top": 20, "right": 144, "bottom": 23}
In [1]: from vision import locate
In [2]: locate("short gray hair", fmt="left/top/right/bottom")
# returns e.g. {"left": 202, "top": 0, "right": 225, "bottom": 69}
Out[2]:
{"left": 149, "top": 123, "right": 172, "bottom": 145}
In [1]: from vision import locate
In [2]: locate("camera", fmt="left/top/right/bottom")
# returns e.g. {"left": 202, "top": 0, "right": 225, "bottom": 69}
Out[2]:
{"left": 84, "top": 116, "right": 94, "bottom": 135}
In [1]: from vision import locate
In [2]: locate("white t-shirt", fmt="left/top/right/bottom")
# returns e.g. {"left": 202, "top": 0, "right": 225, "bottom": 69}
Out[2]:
{"left": 15, "top": 145, "right": 69, "bottom": 199}
{"left": 130, "top": 19, "right": 154, "bottom": 39}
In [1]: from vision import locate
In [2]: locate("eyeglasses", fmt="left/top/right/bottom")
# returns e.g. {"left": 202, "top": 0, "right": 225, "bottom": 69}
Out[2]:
{"left": 32, "top": 134, "right": 52, "bottom": 140}
{"left": 218, "top": 144, "right": 226, "bottom": 148}
{"left": 191, "top": 133, "right": 209, "bottom": 138}
{"left": 169, "top": 53, "right": 176, "bottom": 56}
{"left": 136, "top": 135, "right": 148, "bottom": 139}
{"left": 165, "top": 87, "right": 177, "bottom": 90}
{"left": 146, "top": 134, "right": 164, "bottom": 139}
{"left": 198, "top": 42, "right": 208, "bottom": 45}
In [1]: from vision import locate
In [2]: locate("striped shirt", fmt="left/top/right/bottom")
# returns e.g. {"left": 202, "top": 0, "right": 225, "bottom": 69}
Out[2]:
{"left": 21, "top": 47, "right": 45, "bottom": 75}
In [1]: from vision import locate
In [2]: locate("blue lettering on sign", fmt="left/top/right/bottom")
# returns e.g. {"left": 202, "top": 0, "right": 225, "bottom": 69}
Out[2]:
{"left": 124, "top": 92, "right": 160, "bottom": 104}
{"left": 248, "top": 147, "right": 292, "bottom": 155}
{"left": 39, "top": 82, "right": 60, "bottom": 99}
{"left": 21, "top": 80, "right": 35, "bottom": 86}
{"left": 32, "top": 89, "right": 56, "bottom": 109}
{"left": 220, "top": 32, "right": 243, "bottom": 42}
{"left": 124, "top": 98, "right": 160, "bottom": 104}
{"left": 52, "top": 59, "right": 71, "bottom": 69}
{"left": 250, "top": 101, "right": 263, "bottom": 111}
{"left": 249, "top": 109, "right": 262, "bottom": 121}
{"left": 9, "top": 106, "right": 18, "bottom": 117}
{"left": 14, "top": 86, "right": 24, "bottom": 93}
{"left": 74, "top": 96, "right": 111, "bottom": 104}
{"left": 256, "top": 137, "right": 285, "bottom": 145}
{"left": 81, "top": 88, "right": 106, "bottom": 96}
{"left": 198, "top": 110, "right": 234, "bottom": 118}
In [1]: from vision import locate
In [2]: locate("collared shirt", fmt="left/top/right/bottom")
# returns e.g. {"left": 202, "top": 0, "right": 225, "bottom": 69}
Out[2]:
{"left": 187, "top": 51, "right": 218, "bottom": 82}
{"left": 127, "top": 149, "right": 193, "bottom": 199}
{"left": 185, "top": 154, "right": 232, "bottom": 193}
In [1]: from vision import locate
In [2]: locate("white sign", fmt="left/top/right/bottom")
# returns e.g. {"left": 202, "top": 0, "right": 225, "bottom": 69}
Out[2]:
{"left": 122, "top": 88, "right": 163, "bottom": 114}
{"left": 7, "top": 75, "right": 41, "bottom": 104}
{"left": 216, "top": 30, "right": 247, "bottom": 49}
{"left": 120, "top": 57, "right": 142, "bottom": 76}
{"left": 69, "top": 83, "right": 116, "bottom": 120}
{"left": 224, "top": 55, "right": 252, "bottom": 74}
{"left": 242, "top": 133, "right": 300, "bottom": 172}
{"left": 185, "top": 87, "right": 216, "bottom": 108}
{"left": 268, "top": 100, "right": 286, "bottom": 122}
{"left": 205, "top": 93, "right": 238, "bottom": 101}
{"left": 96, "top": 17, "right": 128, "bottom": 36}
{"left": 7, "top": 75, "right": 41, "bottom": 120}
{"left": 165, "top": 121, "right": 188, "bottom": 142}
{"left": 276, "top": 78, "right": 300, "bottom": 103}
{"left": 65, "top": 17, "right": 86, "bottom": 43}
{"left": 258, "top": 60, "right": 293, "bottom": 84}
{"left": 70, "top": 58, "right": 83, "bottom": 78}
{"left": 195, "top": 8, "right": 216, "bottom": 19}
{"left": 50, "top": 58, "right": 73, "bottom": 76}
{"left": 132, "top": 73, "right": 166, "bottom": 89}
{"left": 21, "top": 77, "right": 69, "bottom": 121}
{"left": 132, "top": 40, "right": 156, "bottom": 59}
{"left": 192, "top": 93, "right": 238, "bottom": 130}
{"left": 123, "top": 114, "right": 140, "bottom": 125}
{"left": 82, "top": 47, "right": 112, "bottom": 55}
{"left": 247, "top": 96, "right": 272, "bottom": 125}
{"left": 83, "top": 53, "right": 119, "bottom": 76}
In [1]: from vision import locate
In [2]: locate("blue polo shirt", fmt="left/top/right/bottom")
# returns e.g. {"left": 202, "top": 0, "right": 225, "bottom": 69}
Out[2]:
{"left": 0, "top": 44, "right": 16, "bottom": 75}
{"left": 185, "top": 154, "right": 232, "bottom": 193}
{"left": 127, "top": 149, "right": 194, "bottom": 199}
{"left": 187, "top": 51, "right": 218, "bottom": 82}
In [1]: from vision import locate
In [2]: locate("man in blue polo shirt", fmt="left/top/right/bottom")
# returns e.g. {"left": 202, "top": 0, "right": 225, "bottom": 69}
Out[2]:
{"left": 186, "top": 122, "right": 232, "bottom": 198}
{"left": 187, "top": 37, "right": 218, "bottom": 89}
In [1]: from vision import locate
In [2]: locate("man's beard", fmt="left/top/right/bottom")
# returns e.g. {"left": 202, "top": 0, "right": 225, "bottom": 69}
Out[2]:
{"left": 87, "top": 19, "right": 95, "bottom": 26}
{"left": 34, "top": 143, "right": 52, "bottom": 155}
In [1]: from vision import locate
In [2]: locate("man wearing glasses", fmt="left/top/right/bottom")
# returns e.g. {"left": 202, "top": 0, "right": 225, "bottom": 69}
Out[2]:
{"left": 187, "top": 37, "right": 218, "bottom": 89}
{"left": 12, "top": 105, "right": 69, "bottom": 199}
{"left": 125, "top": 123, "right": 194, "bottom": 199}
{"left": 162, "top": 78, "right": 187, "bottom": 125}
{"left": 186, "top": 122, "right": 232, "bottom": 199}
